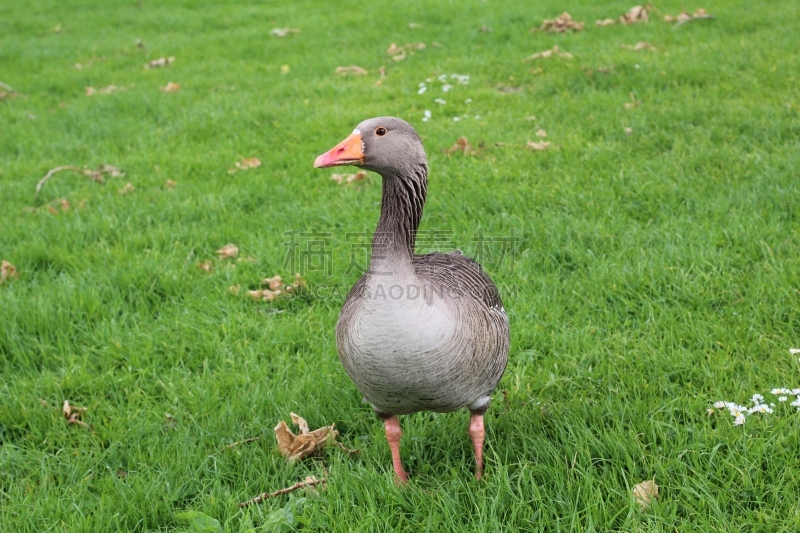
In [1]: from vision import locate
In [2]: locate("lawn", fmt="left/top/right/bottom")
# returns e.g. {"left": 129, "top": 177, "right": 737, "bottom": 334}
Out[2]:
{"left": 1, "top": 0, "right": 800, "bottom": 531}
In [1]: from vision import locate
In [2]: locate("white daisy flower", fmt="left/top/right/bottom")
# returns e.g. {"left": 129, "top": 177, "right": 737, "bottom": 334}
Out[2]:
{"left": 442, "top": 84, "right": 452, "bottom": 92}
{"left": 434, "top": 98, "right": 446, "bottom": 105}
{"left": 418, "top": 86, "right": 427, "bottom": 94}
{"left": 751, "top": 394, "right": 764, "bottom": 404}
{"left": 779, "top": 396, "right": 788, "bottom": 402}
{"left": 771, "top": 388, "right": 792, "bottom": 395}
{"left": 453, "top": 117, "right": 460, "bottom": 121}
{"left": 713, "top": 401, "right": 726, "bottom": 408}
{"left": 791, "top": 398, "right": 800, "bottom": 408}
{"left": 734, "top": 414, "right": 745, "bottom": 426}
{"left": 465, "top": 98, "right": 472, "bottom": 103}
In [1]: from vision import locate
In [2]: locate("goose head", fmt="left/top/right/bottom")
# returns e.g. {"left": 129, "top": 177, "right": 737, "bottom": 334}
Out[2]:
{"left": 314, "top": 117, "right": 427, "bottom": 176}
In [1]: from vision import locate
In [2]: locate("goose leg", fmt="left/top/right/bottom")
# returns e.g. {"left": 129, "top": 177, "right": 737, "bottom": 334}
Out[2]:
{"left": 383, "top": 416, "right": 409, "bottom": 484}
{"left": 468, "top": 412, "right": 485, "bottom": 480}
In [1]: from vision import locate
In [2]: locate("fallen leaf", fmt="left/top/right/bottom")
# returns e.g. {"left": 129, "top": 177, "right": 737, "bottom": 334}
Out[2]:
{"left": 59, "top": 199, "right": 70, "bottom": 211}
{"left": 228, "top": 284, "right": 240, "bottom": 294}
{"left": 633, "top": 478, "right": 659, "bottom": 509}
{"left": 165, "top": 179, "right": 176, "bottom": 189}
{"left": 330, "top": 170, "right": 368, "bottom": 184}
{"left": 85, "top": 85, "right": 123, "bottom": 96}
{"left": 446, "top": 137, "right": 476, "bottom": 155}
{"left": 263, "top": 275, "right": 282, "bottom": 291}
{"left": 624, "top": 127, "right": 633, "bottom": 135}
{"left": 335, "top": 65, "right": 368, "bottom": 76}
{"left": 620, "top": 5, "right": 649, "bottom": 25}
{"left": 524, "top": 45, "right": 573, "bottom": 61}
{"left": 664, "top": 8, "right": 714, "bottom": 26}
{"left": 160, "top": 82, "right": 180, "bottom": 92}
{"left": 135, "top": 39, "right": 145, "bottom": 49}
{"left": 532, "top": 12, "right": 585, "bottom": 33}
{"left": 99, "top": 164, "right": 124, "bottom": 177}
{"left": 269, "top": 28, "right": 300, "bottom": 37}
{"left": 596, "top": 18, "right": 616, "bottom": 26}
{"left": 535, "top": 128, "right": 547, "bottom": 138}
{"left": 248, "top": 289, "right": 280, "bottom": 301}
{"left": 1, "top": 260, "right": 18, "bottom": 283}
{"left": 217, "top": 244, "right": 239, "bottom": 259}
{"left": 228, "top": 157, "right": 262, "bottom": 174}
{"left": 144, "top": 56, "right": 175, "bottom": 69}
{"left": 621, "top": 41, "right": 656, "bottom": 51}
{"left": 63, "top": 400, "right": 89, "bottom": 428}
{"left": 118, "top": 182, "right": 135, "bottom": 195}
{"left": 527, "top": 140, "right": 551, "bottom": 151}
{"left": 478, "top": 25, "right": 493, "bottom": 32}
{"left": 198, "top": 260, "right": 214, "bottom": 272}
{"left": 274, "top": 412, "right": 340, "bottom": 462}
{"left": 391, "top": 50, "right": 406, "bottom": 62}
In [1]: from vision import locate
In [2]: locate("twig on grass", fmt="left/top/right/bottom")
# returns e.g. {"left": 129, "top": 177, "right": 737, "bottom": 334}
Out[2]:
{"left": 238, "top": 476, "right": 327, "bottom": 507}
{"left": 35, "top": 164, "right": 124, "bottom": 196}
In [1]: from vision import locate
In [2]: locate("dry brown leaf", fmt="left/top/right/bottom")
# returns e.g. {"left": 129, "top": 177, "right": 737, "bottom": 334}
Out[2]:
{"left": 228, "top": 284, "right": 240, "bottom": 294}
{"left": 596, "top": 18, "right": 616, "bottom": 26}
{"left": 198, "top": 260, "right": 214, "bottom": 272}
{"left": 633, "top": 478, "right": 659, "bottom": 509}
{"left": 283, "top": 273, "right": 306, "bottom": 293}
{"left": 160, "top": 82, "right": 180, "bottom": 92}
{"left": 275, "top": 412, "right": 340, "bottom": 462}
{"left": 535, "top": 129, "right": 547, "bottom": 138}
{"left": 391, "top": 50, "right": 406, "bottom": 62}
{"left": 624, "top": 127, "right": 633, "bottom": 135}
{"left": 86, "top": 85, "right": 122, "bottom": 96}
{"left": 247, "top": 289, "right": 281, "bottom": 301}
{"left": 527, "top": 140, "right": 551, "bottom": 151}
{"left": 59, "top": 199, "right": 70, "bottom": 211}
{"left": 237, "top": 157, "right": 261, "bottom": 170}
{"left": 446, "top": 137, "right": 476, "bottom": 155}
{"left": 664, "top": 8, "right": 713, "bottom": 25}
{"left": 532, "top": 12, "right": 585, "bottom": 33}
{"left": 330, "top": 170, "right": 368, "bottom": 184}
{"left": 228, "top": 157, "right": 261, "bottom": 174}
{"left": 217, "top": 244, "right": 239, "bottom": 259}
{"left": 144, "top": 56, "right": 175, "bottom": 69}
{"left": 63, "top": 400, "right": 89, "bottom": 428}
{"left": 1, "top": 260, "right": 18, "bottom": 283}
{"left": 335, "top": 65, "right": 368, "bottom": 76}
{"left": 524, "top": 45, "right": 573, "bottom": 61}
{"left": 165, "top": 179, "right": 176, "bottom": 189}
{"left": 118, "top": 182, "right": 135, "bottom": 195}
{"left": 99, "top": 164, "right": 124, "bottom": 177}
{"left": 621, "top": 41, "right": 656, "bottom": 51}
{"left": 620, "top": 5, "right": 649, "bottom": 24}
{"left": 263, "top": 275, "right": 283, "bottom": 291}
{"left": 269, "top": 28, "right": 300, "bottom": 37}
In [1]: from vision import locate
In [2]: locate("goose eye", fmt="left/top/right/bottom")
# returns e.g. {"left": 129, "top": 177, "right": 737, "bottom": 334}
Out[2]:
{"left": 375, "top": 127, "right": 387, "bottom": 136}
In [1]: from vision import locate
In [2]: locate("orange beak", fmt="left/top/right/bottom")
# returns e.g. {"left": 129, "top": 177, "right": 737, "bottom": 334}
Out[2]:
{"left": 313, "top": 133, "right": 364, "bottom": 168}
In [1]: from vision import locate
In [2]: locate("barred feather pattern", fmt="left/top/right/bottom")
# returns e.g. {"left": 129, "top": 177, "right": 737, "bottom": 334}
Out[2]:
{"left": 336, "top": 160, "right": 509, "bottom": 416}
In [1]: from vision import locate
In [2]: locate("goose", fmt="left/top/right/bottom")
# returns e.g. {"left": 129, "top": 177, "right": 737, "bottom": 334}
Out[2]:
{"left": 314, "top": 117, "right": 509, "bottom": 482}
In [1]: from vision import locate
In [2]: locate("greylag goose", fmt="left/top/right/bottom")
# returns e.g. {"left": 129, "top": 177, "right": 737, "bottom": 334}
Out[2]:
{"left": 314, "top": 117, "right": 509, "bottom": 482}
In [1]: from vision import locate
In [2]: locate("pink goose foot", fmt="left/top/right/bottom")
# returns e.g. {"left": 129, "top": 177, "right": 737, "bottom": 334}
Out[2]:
{"left": 468, "top": 412, "right": 485, "bottom": 480}
{"left": 383, "top": 416, "right": 409, "bottom": 484}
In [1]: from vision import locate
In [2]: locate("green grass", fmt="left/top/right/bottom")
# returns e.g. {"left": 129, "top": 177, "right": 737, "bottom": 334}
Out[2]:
{"left": 2, "top": 0, "right": 800, "bottom": 531}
